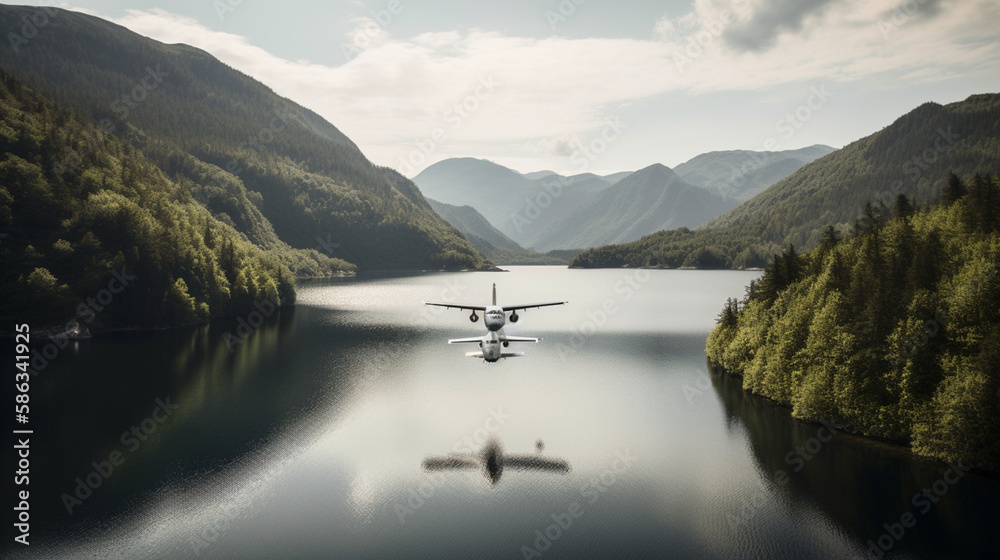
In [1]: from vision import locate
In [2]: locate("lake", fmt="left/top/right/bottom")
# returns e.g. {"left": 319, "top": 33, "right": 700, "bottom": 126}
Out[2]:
{"left": 5, "top": 266, "right": 998, "bottom": 559}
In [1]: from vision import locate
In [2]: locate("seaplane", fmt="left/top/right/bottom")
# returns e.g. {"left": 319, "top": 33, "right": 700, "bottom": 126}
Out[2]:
{"left": 422, "top": 437, "right": 570, "bottom": 486}
{"left": 424, "top": 283, "right": 567, "bottom": 362}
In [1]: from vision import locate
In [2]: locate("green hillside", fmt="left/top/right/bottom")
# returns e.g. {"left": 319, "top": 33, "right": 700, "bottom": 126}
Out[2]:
{"left": 0, "top": 70, "right": 305, "bottom": 331}
{"left": 701, "top": 95, "right": 1000, "bottom": 249}
{"left": 0, "top": 5, "right": 490, "bottom": 273}
{"left": 707, "top": 174, "right": 1000, "bottom": 468}
{"left": 572, "top": 94, "right": 1000, "bottom": 269}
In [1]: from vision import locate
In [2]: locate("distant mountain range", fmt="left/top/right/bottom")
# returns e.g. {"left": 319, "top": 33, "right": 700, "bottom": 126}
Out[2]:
{"left": 529, "top": 163, "right": 735, "bottom": 251}
{"left": 674, "top": 145, "right": 835, "bottom": 201}
{"left": 572, "top": 93, "right": 1000, "bottom": 269}
{"left": 413, "top": 158, "right": 621, "bottom": 248}
{"left": 426, "top": 199, "right": 572, "bottom": 264}
{"left": 415, "top": 146, "right": 834, "bottom": 251}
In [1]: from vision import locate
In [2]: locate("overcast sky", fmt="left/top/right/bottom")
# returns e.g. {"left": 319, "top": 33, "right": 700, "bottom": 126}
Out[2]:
{"left": 16, "top": 0, "right": 1000, "bottom": 175}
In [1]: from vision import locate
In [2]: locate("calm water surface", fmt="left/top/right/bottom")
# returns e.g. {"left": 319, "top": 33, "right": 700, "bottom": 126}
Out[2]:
{"left": 4, "top": 267, "right": 997, "bottom": 559}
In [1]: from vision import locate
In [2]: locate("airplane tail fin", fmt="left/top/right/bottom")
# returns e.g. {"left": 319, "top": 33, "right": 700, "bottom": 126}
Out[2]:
{"left": 492, "top": 283, "right": 497, "bottom": 306}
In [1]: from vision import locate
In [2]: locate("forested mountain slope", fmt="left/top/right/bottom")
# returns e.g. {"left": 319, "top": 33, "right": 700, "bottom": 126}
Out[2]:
{"left": 0, "top": 5, "right": 489, "bottom": 272}
{"left": 701, "top": 95, "right": 1000, "bottom": 249}
{"left": 0, "top": 70, "right": 303, "bottom": 331}
{"left": 572, "top": 94, "right": 1000, "bottom": 269}
{"left": 707, "top": 174, "right": 1000, "bottom": 468}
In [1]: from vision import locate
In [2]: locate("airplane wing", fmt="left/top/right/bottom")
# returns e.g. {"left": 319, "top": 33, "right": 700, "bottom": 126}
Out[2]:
{"left": 448, "top": 337, "right": 484, "bottom": 344}
{"left": 501, "top": 301, "right": 567, "bottom": 312}
{"left": 462, "top": 351, "right": 525, "bottom": 358}
{"left": 424, "top": 302, "right": 487, "bottom": 311}
{"left": 423, "top": 456, "right": 479, "bottom": 471}
{"left": 503, "top": 335, "right": 541, "bottom": 343}
{"left": 504, "top": 455, "right": 571, "bottom": 472}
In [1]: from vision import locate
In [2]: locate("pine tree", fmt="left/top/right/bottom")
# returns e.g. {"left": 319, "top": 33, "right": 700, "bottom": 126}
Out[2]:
{"left": 942, "top": 172, "right": 966, "bottom": 205}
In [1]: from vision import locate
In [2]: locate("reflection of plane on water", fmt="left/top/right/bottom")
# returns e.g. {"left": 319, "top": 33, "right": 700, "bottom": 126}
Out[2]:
{"left": 422, "top": 438, "right": 570, "bottom": 486}
{"left": 424, "top": 283, "right": 567, "bottom": 362}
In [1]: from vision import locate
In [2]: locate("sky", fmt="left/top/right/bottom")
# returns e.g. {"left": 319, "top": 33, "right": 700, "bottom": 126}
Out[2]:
{"left": 13, "top": 0, "right": 1000, "bottom": 176}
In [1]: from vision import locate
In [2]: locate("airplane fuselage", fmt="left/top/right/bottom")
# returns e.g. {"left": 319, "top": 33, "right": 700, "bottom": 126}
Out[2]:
{"left": 484, "top": 305, "right": 506, "bottom": 331}
{"left": 424, "top": 283, "right": 565, "bottom": 362}
{"left": 480, "top": 330, "right": 503, "bottom": 362}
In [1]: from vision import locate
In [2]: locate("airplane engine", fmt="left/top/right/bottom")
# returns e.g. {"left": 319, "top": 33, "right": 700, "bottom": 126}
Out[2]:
{"left": 509, "top": 312, "right": 519, "bottom": 323}
{"left": 503, "top": 341, "right": 509, "bottom": 347}
{"left": 470, "top": 312, "right": 479, "bottom": 322}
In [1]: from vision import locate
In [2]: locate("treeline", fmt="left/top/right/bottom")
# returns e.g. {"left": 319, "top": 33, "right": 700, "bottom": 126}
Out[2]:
{"left": 570, "top": 227, "right": 777, "bottom": 269}
{"left": 0, "top": 70, "right": 307, "bottom": 331}
{"left": 706, "top": 173, "right": 1000, "bottom": 468}
{"left": 0, "top": 5, "right": 491, "bottom": 272}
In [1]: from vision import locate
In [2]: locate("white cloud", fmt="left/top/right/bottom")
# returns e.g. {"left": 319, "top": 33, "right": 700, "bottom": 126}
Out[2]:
{"left": 104, "top": 1, "right": 999, "bottom": 174}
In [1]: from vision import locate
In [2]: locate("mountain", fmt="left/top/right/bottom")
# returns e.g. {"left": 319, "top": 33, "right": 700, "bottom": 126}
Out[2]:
{"left": 0, "top": 68, "right": 300, "bottom": 331}
{"left": 530, "top": 164, "right": 738, "bottom": 251}
{"left": 412, "top": 158, "right": 617, "bottom": 246}
{"left": 426, "top": 199, "right": 572, "bottom": 264}
{"left": 426, "top": 198, "right": 522, "bottom": 252}
{"left": 674, "top": 145, "right": 837, "bottom": 201}
{"left": 701, "top": 95, "right": 1000, "bottom": 249}
{"left": 572, "top": 94, "right": 1000, "bottom": 269}
{"left": 601, "top": 171, "right": 633, "bottom": 184}
{"left": 521, "top": 170, "right": 557, "bottom": 180}
{"left": 0, "top": 5, "right": 490, "bottom": 273}
{"left": 707, "top": 176, "right": 1000, "bottom": 468}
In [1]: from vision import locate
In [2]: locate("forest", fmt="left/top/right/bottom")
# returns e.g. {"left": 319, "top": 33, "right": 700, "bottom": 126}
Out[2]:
{"left": 0, "top": 70, "right": 315, "bottom": 331}
{"left": 706, "top": 173, "right": 1000, "bottom": 468}
{"left": 0, "top": 5, "right": 491, "bottom": 274}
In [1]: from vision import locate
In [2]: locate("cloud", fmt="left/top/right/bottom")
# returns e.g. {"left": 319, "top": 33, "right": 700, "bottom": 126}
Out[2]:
{"left": 99, "top": 2, "right": 1000, "bottom": 174}
{"left": 723, "top": 0, "right": 841, "bottom": 52}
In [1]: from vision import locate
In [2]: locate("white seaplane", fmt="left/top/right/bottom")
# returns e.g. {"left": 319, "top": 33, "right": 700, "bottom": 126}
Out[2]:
{"left": 423, "top": 283, "right": 566, "bottom": 362}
